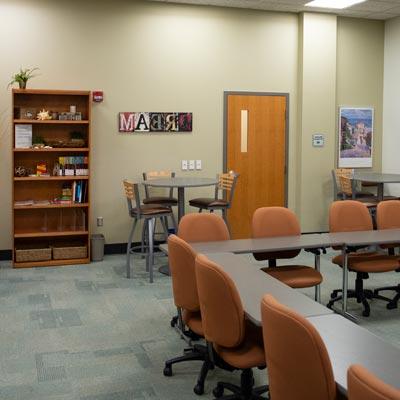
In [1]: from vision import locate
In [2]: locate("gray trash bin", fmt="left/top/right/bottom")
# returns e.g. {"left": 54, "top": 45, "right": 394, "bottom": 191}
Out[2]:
{"left": 91, "top": 234, "right": 105, "bottom": 261}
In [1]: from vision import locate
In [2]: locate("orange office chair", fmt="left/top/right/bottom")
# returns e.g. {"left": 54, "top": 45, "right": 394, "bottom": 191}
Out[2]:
{"left": 252, "top": 207, "right": 323, "bottom": 298}
{"left": 260, "top": 294, "right": 343, "bottom": 400}
{"left": 164, "top": 214, "right": 230, "bottom": 395}
{"left": 327, "top": 201, "right": 400, "bottom": 317}
{"left": 163, "top": 234, "right": 209, "bottom": 395}
{"left": 195, "top": 254, "right": 268, "bottom": 400}
{"left": 374, "top": 200, "right": 400, "bottom": 310}
{"left": 348, "top": 364, "right": 400, "bottom": 400}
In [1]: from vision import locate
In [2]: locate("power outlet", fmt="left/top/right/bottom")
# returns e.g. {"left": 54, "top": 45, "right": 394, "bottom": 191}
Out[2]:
{"left": 189, "top": 160, "right": 195, "bottom": 170}
{"left": 181, "top": 160, "right": 188, "bottom": 170}
{"left": 195, "top": 160, "right": 202, "bottom": 170}
{"left": 97, "top": 216, "right": 104, "bottom": 227}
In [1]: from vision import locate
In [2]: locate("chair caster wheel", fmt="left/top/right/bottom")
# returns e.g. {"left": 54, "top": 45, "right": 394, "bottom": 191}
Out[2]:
{"left": 327, "top": 301, "right": 333, "bottom": 309}
{"left": 213, "top": 384, "right": 224, "bottom": 398}
{"left": 170, "top": 316, "right": 178, "bottom": 328}
{"left": 163, "top": 365, "right": 172, "bottom": 377}
{"left": 362, "top": 310, "right": 370, "bottom": 317}
{"left": 387, "top": 302, "right": 397, "bottom": 310}
{"left": 193, "top": 383, "right": 204, "bottom": 395}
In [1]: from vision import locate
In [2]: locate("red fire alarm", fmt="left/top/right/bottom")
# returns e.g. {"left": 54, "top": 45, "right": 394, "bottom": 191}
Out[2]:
{"left": 92, "top": 91, "right": 103, "bottom": 102}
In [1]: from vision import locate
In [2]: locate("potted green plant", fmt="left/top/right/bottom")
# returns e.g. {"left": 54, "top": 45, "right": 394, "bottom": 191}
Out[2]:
{"left": 8, "top": 67, "right": 39, "bottom": 89}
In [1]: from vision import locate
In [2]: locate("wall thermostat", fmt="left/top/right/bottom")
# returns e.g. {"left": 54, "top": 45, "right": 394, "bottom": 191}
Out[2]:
{"left": 312, "top": 134, "right": 325, "bottom": 147}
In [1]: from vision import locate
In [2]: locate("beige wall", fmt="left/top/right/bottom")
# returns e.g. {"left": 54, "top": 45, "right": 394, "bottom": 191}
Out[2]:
{"left": 0, "top": 0, "right": 385, "bottom": 249}
{"left": 382, "top": 17, "right": 400, "bottom": 194}
{"left": 337, "top": 17, "right": 384, "bottom": 173}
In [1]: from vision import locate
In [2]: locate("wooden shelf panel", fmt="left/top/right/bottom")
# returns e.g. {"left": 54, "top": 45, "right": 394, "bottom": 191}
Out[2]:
{"left": 14, "top": 203, "right": 89, "bottom": 210}
{"left": 14, "top": 176, "right": 89, "bottom": 181}
{"left": 14, "top": 230, "right": 88, "bottom": 238}
{"left": 14, "top": 119, "right": 89, "bottom": 125}
{"left": 13, "top": 89, "right": 90, "bottom": 96}
{"left": 13, "top": 258, "right": 90, "bottom": 268}
{"left": 14, "top": 148, "right": 89, "bottom": 152}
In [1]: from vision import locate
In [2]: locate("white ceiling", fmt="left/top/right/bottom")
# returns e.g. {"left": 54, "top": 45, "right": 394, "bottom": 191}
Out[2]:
{"left": 148, "top": 0, "right": 400, "bottom": 20}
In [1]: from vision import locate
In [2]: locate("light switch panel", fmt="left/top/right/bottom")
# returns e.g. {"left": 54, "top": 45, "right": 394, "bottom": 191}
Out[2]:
{"left": 181, "top": 160, "right": 188, "bottom": 170}
{"left": 189, "top": 160, "right": 195, "bottom": 170}
{"left": 195, "top": 160, "right": 202, "bottom": 170}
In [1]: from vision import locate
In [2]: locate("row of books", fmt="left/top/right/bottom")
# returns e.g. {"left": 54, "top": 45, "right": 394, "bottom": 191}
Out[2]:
{"left": 71, "top": 180, "right": 88, "bottom": 203}
{"left": 57, "top": 156, "right": 89, "bottom": 176}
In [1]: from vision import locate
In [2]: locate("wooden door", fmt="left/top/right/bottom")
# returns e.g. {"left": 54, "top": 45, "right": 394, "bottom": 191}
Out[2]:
{"left": 225, "top": 93, "right": 287, "bottom": 238}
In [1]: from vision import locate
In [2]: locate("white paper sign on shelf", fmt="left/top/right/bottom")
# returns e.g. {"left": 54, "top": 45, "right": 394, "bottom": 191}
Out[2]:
{"left": 15, "top": 124, "right": 32, "bottom": 148}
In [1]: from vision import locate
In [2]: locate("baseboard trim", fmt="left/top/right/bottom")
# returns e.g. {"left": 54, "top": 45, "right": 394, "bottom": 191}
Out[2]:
{"left": 0, "top": 250, "right": 12, "bottom": 261}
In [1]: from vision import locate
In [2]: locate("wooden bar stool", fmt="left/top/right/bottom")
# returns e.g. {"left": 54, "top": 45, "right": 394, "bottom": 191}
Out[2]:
{"left": 123, "top": 179, "right": 174, "bottom": 282}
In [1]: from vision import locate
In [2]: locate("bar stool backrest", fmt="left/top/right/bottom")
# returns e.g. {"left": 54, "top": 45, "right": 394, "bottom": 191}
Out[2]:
{"left": 123, "top": 179, "right": 142, "bottom": 216}
{"left": 215, "top": 171, "right": 239, "bottom": 207}
{"left": 143, "top": 170, "right": 175, "bottom": 198}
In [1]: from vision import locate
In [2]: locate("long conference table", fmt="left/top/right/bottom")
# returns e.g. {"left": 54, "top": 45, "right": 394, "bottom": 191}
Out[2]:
{"left": 159, "top": 228, "right": 400, "bottom": 393}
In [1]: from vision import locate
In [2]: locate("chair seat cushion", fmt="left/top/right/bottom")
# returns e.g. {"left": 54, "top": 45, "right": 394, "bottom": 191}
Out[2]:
{"left": 182, "top": 310, "right": 203, "bottom": 336}
{"left": 131, "top": 204, "right": 171, "bottom": 216}
{"left": 261, "top": 265, "right": 322, "bottom": 288}
{"left": 189, "top": 198, "right": 228, "bottom": 208}
{"left": 332, "top": 253, "right": 400, "bottom": 273}
{"left": 215, "top": 322, "right": 265, "bottom": 369}
{"left": 142, "top": 196, "right": 178, "bottom": 205}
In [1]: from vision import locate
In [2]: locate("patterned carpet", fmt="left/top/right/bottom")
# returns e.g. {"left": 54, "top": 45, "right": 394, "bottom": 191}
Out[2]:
{"left": 0, "top": 250, "right": 399, "bottom": 400}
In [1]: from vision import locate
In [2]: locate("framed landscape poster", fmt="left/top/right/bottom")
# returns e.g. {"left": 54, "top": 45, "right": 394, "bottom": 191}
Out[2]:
{"left": 338, "top": 107, "right": 374, "bottom": 168}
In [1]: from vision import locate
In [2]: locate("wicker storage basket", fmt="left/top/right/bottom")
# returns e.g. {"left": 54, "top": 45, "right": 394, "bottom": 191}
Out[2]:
{"left": 52, "top": 245, "right": 87, "bottom": 260}
{"left": 15, "top": 247, "right": 52, "bottom": 263}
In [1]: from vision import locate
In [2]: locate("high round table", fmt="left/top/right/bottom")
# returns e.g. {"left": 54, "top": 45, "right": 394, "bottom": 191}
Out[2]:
{"left": 352, "top": 172, "right": 400, "bottom": 201}
{"left": 142, "top": 177, "right": 218, "bottom": 275}
{"left": 142, "top": 177, "right": 218, "bottom": 222}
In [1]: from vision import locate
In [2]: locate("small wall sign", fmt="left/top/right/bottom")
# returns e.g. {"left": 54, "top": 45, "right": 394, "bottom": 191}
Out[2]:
{"left": 92, "top": 91, "right": 103, "bottom": 102}
{"left": 119, "top": 112, "right": 192, "bottom": 133}
{"left": 312, "top": 134, "right": 325, "bottom": 147}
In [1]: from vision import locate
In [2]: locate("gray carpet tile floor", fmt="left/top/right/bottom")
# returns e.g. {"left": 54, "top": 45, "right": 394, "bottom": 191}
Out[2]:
{"left": 0, "top": 249, "right": 399, "bottom": 400}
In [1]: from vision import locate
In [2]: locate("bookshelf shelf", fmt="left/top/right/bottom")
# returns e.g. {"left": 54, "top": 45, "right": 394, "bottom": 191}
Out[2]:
{"left": 14, "top": 203, "right": 89, "bottom": 210}
{"left": 12, "top": 89, "right": 91, "bottom": 268}
{"left": 14, "top": 119, "right": 89, "bottom": 124}
{"left": 14, "top": 230, "right": 88, "bottom": 238}
{"left": 14, "top": 148, "right": 89, "bottom": 152}
{"left": 14, "top": 176, "right": 89, "bottom": 181}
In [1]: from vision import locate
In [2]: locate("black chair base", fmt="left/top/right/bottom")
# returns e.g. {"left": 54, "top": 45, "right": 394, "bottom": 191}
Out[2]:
{"left": 374, "top": 284, "right": 400, "bottom": 310}
{"left": 327, "top": 273, "right": 393, "bottom": 317}
{"left": 164, "top": 344, "right": 212, "bottom": 395}
{"left": 212, "top": 369, "right": 268, "bottom": 400}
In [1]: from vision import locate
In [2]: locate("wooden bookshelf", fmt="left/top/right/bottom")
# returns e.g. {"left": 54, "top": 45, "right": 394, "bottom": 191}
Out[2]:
{"left": 12, "top": 89, "right": 91, "bottom": 268}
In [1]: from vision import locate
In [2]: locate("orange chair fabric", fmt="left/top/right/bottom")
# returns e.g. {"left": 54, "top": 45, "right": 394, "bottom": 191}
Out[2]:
{"left": 377, "top": 200, "right": 400, "bottom": 230}
{"left": 178, "top": 213, "right": 230, "bottom": 243}
{"left": 329, "top": 200, "right": 373, "bottom": 233}
{"left": 348, "top": 364, "right": 400, "bottom": 400}
{"left": 261, "top": 294, "right": 337, "bottom": 400}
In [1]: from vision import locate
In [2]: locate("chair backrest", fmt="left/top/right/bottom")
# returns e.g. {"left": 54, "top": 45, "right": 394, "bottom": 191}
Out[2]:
{"left": 195, "top": 254, "right": 245, "bottom": 348}
{"left": 178, "top": 213, "right": 230, "bottom": 243}
{"left": 251, "top": 207, "right": 301, "bottom": 261}
{"left": 377, "top": 200, "right": 400, "bottom": 230}
{"left": 123, "top": 179, "right": 141, "bottom": 215}
{"left": 333, "top": 168, "right": 353, "bottom": 198}
{"left": 143, "top": 170, "right": 175, "bottom": 198}
{"left": 261, "top": 294, "right": 336, "bottom": 400}
{"left": 216, "top": 171, "right": 239, "bottom": 207}
{"left": 348, "top": 364, "right": 400, "bottom": 400}
{"left": 329, "top": 200, "right": 373, "bottom": 233}
{"left": 168, "top": 234, "right": 199, "bottom": 312}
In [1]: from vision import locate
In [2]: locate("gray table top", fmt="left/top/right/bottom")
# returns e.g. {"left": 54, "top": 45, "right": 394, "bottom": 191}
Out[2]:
{"left": 352, "top": 172, "right": 400, "bottom": 183}
{"left": 206, "top": 253, "right": 332, "bottom": 325}
{"left": 190, "top": 233, "right": 342, "bottom": 254}
{"left": 308, "top": 314, "right": 400, "bottom": 393}
{"left": 142, "top": 177, "right": 217, "bottom": 188}
{"left": 326, "top": 228, "right": 400, "bottom": 247}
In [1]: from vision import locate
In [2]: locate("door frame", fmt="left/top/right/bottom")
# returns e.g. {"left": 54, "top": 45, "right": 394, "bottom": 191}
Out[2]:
{"left": 223, "top": 91, "right": 290, "bottom": 207}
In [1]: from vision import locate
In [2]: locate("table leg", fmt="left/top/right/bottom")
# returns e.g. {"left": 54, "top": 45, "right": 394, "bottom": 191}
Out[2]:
{"left": 148, "top": 218, "right": 154, "bottom": 283}
{"left": 342, "top": 245, "right": 348, "bottom": 314}
{"left": 377, "top": 183, "right": 384, "bottom": 201}
{"left": 351, "top": 179, "right": 356, "bottom": 199}
{"left": 177, "top": 187, "right": 185, "bottom": 222}
{"left": 314, "top": 253, "right": 321, "bottom": 303}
